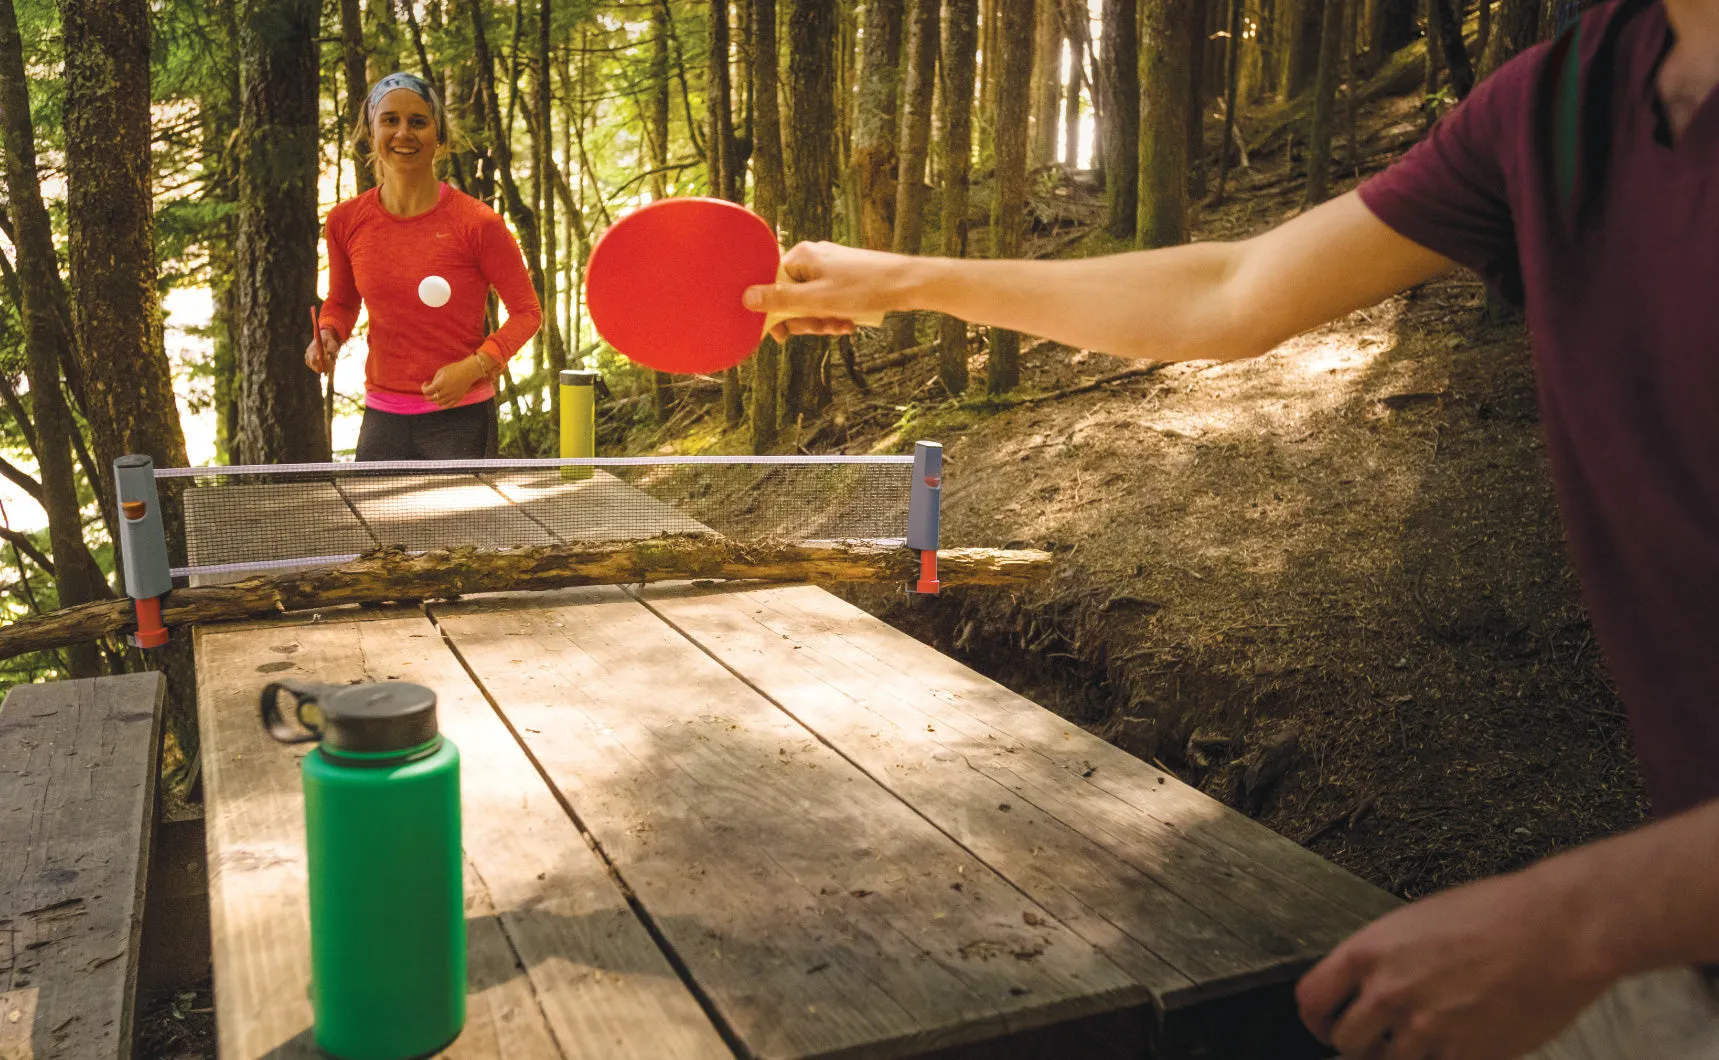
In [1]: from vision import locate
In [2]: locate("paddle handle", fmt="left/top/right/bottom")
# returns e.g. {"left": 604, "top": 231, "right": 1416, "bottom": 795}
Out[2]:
{"left": 312, "top": 305, "right": 334, "bottom": 454}
{"left": 761, "top": 260, "right": 886, "bottom": 335}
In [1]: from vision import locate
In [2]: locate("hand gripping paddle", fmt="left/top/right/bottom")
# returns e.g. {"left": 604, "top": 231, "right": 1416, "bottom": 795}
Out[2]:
{"left": 584, "top": 197, "right": 884, "bottom": 374}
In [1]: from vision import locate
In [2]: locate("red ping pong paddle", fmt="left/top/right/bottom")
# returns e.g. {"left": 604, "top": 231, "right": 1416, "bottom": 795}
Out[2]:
{"left": 584, "top": 197, "right": 884, "bottom": 374}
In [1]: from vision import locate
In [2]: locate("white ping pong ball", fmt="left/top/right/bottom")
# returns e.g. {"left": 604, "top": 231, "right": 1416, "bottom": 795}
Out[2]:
{"left": 418, "top": 275, "right": 451, "bottom": 308}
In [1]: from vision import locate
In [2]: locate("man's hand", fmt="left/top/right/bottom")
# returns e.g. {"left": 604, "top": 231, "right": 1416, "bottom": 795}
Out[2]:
{"left": 422, "top": 354, "right": 489, "bottom": 410}
{"left": 304, "top": 328, "right": 340, "bottom": 374}
{"left": 1296, "top": 867, "right": 1613, "bottom": 1059}
{"left": 743, "top": 241, "right": 915, "bottom": 341}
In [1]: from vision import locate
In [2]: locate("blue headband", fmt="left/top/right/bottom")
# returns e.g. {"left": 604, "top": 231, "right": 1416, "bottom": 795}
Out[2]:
{"left": 365, "top": 72, "right": 445, "bottom": 141}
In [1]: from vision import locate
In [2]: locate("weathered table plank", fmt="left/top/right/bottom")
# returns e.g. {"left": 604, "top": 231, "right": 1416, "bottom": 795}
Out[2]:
{"left": 633, "top": 583, "right": 1401, "bottom": 1009}
{"left": 0, "top": 672, "right": 164, "bottom": 1060}
{"left": 432, "top": 587, "right": 1141, "bottom": 1060}
{"left": 195, "top": 610, "right": 728, "bottom": 1059}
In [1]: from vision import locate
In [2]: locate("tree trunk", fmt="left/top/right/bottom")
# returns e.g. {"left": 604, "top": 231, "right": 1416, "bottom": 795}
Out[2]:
{"left": 938, "top": 0, "right": 979, "bottom": 396}
{"left": 837, "top": 0, "right": 859, "bottom": 245}
{"left": 734, "top": 0, "right": 755, "bottom": 186}
{"left": 1247, "top": 0, "right": 1272, "bottom": 100}
{"left": 1214, "top": 0, "right": 1243, "bottom": 199}
{"left": 1279, "top": 0, "right": 1327, "bottom": 98}
{"left": 232, "top": 0, "right": 326, "bottom": 464}
{"left": 979, "top": 0, "right": 999, "bottom": 164}
{"left": 851, "top": 0, "right": 903, "bottom": 250}
{"left": 1100, "top": 0, "right": 1140, "bottom": 238}
{"left": 61, "top": 0, "right": 195, "bottom": 763}
{"left": 749, "top": 0, "right": 786, "bottom": 452}
{"left": 61, "top": 0, "right": 191, "bottom": 484}
{"left": 1346, "top": 0, "right": 1360, "bottom": 169}
{"left": 1370, "top": 0, "right": 1417, "bottom": 61}
{"left": 365, "top": 0, "right": 400, "bottom": 81}
{"left": 1424, "top": 0, "right": 1445, "bottom": 100}
{"left": 708, "top": 0, "right": 738, "bottom": 200}
{"left": 1476, "top": 0, "right": 1491, "bottom": 59}
{"left": 1427, "top": 0, "right": 1474, "bottom": 97}
{"left": 448, "top": 48, "right": 484, "bottom": 201}
{"left": 0, "top": 0, "right": 109, "bottom": 677}
{"left": 717, "top": 0, "right": 746, "bottom": 430}
{"left": 205, "top": 0, "right": 242, "bottom": 463}
{"left": 1303, "top": 0, "right": 1347, "bottom": 205}
{"left": 988, "top": 0, "right": 1033, "bottom": 396}
{"left": 1478, "top": 0, "right": 1539, "bottom": 77}
{"left": 1138, "top": 0, "right": 1195, "bottom": 247}
{"left": 465, "top": 0, "right": 543, "bottom": 307}
{"left": 783, "top": 0, "right": 837, "bottom": 421}
{"left": 1031, "top": 0, "right": 1063, "bottom": 167}
{"left": 538, "top": 0, "right": 561, "bottom": 427}
{"left": 340, "top": 0, "right": 374, "bottom": 192}
{"left": 888, "top": 0, "right": 940, "bottom": 352}
{"left": 643, "top": 1, "right": 676, "bottom": 427}
{"left": 1062, "top": 0, "right": 1088, "bottom": 168}
{"left": 1186, "top": 0, "right": 1210, "bottom": 199}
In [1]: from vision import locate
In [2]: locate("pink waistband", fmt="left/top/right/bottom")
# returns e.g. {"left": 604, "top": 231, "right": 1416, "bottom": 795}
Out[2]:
{"left": 365, "top": 383, "right": 495, "bottom": 415}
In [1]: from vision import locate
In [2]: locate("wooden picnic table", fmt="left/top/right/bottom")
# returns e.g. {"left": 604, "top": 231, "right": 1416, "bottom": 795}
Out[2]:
{"left": 188, "top": 469, "right": 1397, "bottom": 1059}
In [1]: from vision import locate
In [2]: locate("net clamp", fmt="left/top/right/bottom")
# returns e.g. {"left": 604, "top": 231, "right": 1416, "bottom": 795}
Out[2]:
{"left": 907, "top": 442, "right": 942, "bottom": 596}
{"left": 116, "top": 455, "right": 172, "bottom": 649}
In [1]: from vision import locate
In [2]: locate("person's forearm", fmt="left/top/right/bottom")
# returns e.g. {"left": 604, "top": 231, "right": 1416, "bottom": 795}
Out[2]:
{"left": 1532, "top": 796, "right": 1719, "bottom": 979}
{"left": 898, "top": 244, "right": 1245, "bottom": 362}
{"left": 873, "top": 192, "right": 1453, "bottom": 364}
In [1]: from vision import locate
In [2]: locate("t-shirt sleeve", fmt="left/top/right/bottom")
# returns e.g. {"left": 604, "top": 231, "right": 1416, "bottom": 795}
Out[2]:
{"left": 474, "top": 214, "right": 542, "bottom": 364}
{"left": 1357, "top": 52, "right": 1540, "bottom": 296}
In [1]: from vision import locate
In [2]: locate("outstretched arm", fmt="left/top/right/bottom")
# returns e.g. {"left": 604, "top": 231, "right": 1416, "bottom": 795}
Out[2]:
{"left": 744, "top": 191, "right": 1456, "bottom": 362}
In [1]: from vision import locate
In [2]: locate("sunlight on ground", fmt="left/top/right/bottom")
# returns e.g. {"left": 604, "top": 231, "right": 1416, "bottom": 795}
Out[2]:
{"left": 1087, "top": 301, "right": 1399, "bottom": 444}
{"left": 975, "top": 297, "right": 1408, "bottom": 590}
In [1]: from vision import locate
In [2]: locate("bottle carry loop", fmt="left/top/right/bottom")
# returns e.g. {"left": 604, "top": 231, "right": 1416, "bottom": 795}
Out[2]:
{"left": 262, "top": 680, "right": 336, "bottom": 745}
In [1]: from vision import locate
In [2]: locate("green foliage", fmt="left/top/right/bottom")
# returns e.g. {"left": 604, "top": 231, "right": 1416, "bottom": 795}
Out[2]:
{"left": 0, "top": 521, "right": 68, "bottom": 699}
{"left": 881, "top": 393, "right": 1024, "bottom": 453}
{"left": 13, "top": 0, "right": 64, "bottom": 158}
{"left": 154, "top": 198, "right": 234, "bottom": 289}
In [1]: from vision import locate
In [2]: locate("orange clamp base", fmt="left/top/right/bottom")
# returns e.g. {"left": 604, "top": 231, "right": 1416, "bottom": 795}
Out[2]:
{"left": 130, "top": 595, "right": 169, "bottom": 649}
{"left": 914, "top": 550, "right": 941, "bottom": 595}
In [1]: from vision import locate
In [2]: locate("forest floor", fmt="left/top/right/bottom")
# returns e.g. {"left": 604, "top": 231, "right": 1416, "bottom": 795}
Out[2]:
{"left": 135, "top": 44, "right": 1649, "bottom": 1060}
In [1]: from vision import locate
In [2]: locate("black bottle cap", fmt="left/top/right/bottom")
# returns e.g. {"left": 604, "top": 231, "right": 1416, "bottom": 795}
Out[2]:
{"left": 318, "top": 682, "right": 440, "bottom": 754}
{"left": 263, "top": 680, "right": 439, "bottom": 756}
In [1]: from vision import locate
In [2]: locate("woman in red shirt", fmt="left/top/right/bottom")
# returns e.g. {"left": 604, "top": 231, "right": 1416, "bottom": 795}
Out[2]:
{"left": 304, "top": 72, "right": 541, "bottom": 460}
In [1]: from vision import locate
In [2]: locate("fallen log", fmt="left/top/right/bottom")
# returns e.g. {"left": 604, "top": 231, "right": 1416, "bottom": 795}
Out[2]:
{"left": 0, "top": 536, "right": 1053, "bottom": 661}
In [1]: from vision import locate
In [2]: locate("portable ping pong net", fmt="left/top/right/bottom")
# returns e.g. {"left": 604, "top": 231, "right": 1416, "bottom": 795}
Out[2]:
{"left": 126, "top": 446, "right": 944, "bottom": 629}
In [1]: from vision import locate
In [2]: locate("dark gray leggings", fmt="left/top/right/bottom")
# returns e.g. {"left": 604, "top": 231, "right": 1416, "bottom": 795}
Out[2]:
{"left": 355, "top": 399, "right": 499, "bottom": 461}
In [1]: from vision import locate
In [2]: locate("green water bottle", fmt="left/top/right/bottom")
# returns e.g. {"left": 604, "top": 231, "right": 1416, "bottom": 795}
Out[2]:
{"left": 262, "top": 680, "right": 466, "bottom": 1060}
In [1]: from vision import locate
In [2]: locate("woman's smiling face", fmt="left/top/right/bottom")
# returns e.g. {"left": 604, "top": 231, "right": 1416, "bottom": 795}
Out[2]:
{"left": 371, "top": 88, "right": 438, "bottom": 174}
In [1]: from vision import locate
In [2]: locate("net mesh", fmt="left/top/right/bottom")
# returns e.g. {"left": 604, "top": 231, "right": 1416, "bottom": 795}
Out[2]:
{"left": 161, "top": 457, "right": 916, "bottom": 580}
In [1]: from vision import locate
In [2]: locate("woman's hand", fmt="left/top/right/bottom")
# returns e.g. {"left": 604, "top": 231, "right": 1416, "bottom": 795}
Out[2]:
{"left": 422, "top": 354, "right": 491, "bottom": 410}
{"left": 742, "top": 241, "right": 921, "bottom": 342}
{"left": 304, "top": 329, "right": 340, "bottom": 374}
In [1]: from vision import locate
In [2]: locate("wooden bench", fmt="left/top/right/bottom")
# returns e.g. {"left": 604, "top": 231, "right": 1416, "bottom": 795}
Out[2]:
{"left": 0, "top": 671, "right": 165, "bottom": 1060}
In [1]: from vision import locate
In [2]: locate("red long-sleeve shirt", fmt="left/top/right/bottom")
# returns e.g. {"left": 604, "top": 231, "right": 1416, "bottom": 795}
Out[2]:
{"left": 318, "top": 183, "right": 541, "bottom": 412}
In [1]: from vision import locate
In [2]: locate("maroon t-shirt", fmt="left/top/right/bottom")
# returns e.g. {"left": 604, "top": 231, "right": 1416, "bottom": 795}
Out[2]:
{"left": 1359, "top": 0, "right": 1719, "bottom": 817}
